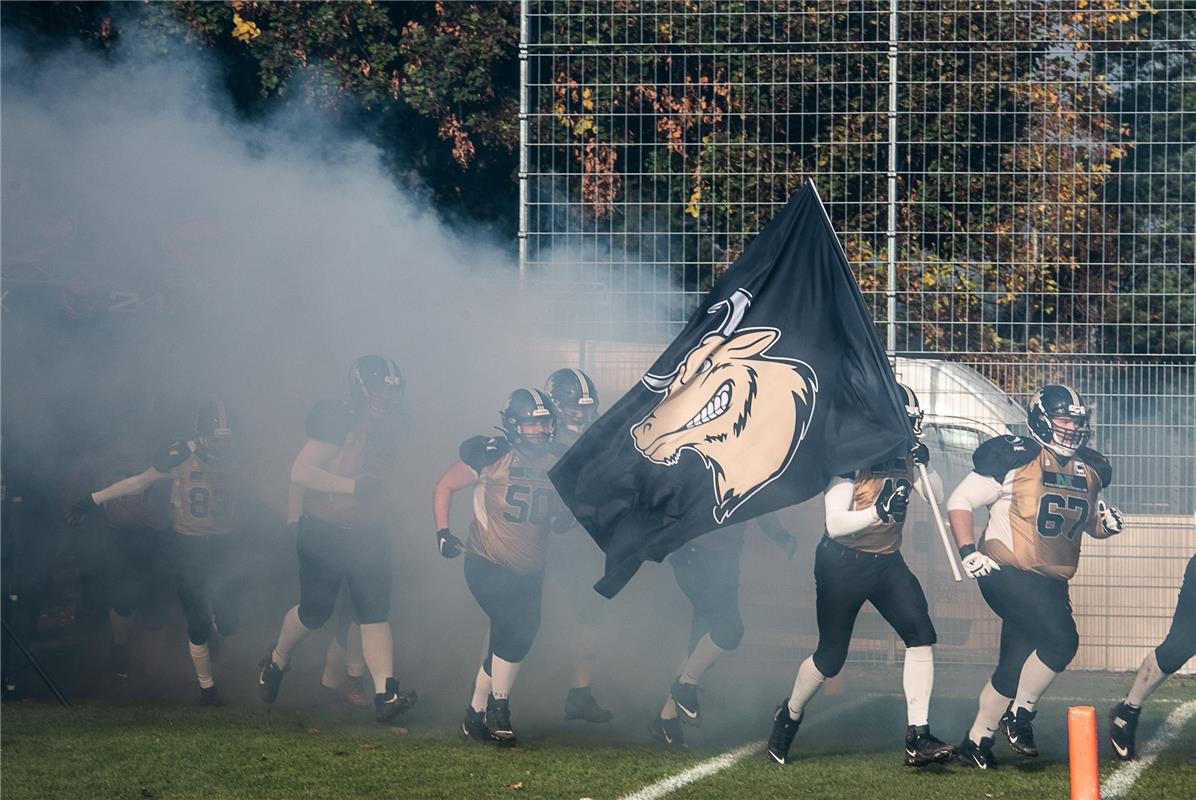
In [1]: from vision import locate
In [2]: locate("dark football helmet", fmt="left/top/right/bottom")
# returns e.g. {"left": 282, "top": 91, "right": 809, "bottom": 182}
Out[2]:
{"left": 349, "top": 355, "right": 403, "bottom": 419}
{"left": 195, "top": 400, "right": 234, "bottom": 463}
{"left": 897, "top": 383, "right": 924, "bottom": 437}
{"left": 545, "top": 368, "right": 600, "bottom": 433}
{"left": 500, "top": 388, "right": 557, "bottom": 452}
{"left": 1027, "top": 383, "right": 1090, "bottom": 457}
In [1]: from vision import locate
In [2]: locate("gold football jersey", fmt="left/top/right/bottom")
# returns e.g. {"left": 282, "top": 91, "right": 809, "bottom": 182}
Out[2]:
{"left": 169, "top": 443, "right": 236, "bottom": 535}
{"left": 847, "top": 457, "right": 913, "bottom": 554}
{"left": 467, "top": 445, "right": 561, "bottom": 574}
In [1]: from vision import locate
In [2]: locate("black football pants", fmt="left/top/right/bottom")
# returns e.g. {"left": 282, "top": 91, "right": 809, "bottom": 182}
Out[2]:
{"left": 1156, "top": 553, "right": 1196, "bottom": 674}
{"left": 978, "top": 565, "right": 1078, "bottom": 696}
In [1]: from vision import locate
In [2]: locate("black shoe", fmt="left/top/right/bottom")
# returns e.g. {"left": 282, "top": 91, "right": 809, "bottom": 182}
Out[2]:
{"left": 565, "top": 686, "right": 613, "bottom": 723}
{"left": 670, "top": 678, "right": 701, "bottom": 726}
{"left": 460, "top": 706, "right": 489, "bottom": 742}
{"left": 1109, "top": 702, "right": 1141, "bottom": 761}
{"left": 258, "top": 650, "right": 286, "bottom": 704}
{"left": 199, "top": 685, "right": 223, "bottom": 707}
{"left": 485, "top": 694, "right": 517, "bottom": 745}
{"left": 111, "top": 643, "right": 131, "bottom": 680}
{"left": 904, "top": 725, "right": 956, "bottom": 766}
{"left": 958, "top": 736, "right": 998, "bottom": 769}
{"left": 766, "top": 701, "right": 802, "bottom": 765}
{"left": 648, "top": 715, "right": 687, "bottom": 748}
{"left": 375, "top": 677, "right": 418, "bottom": 723}
{"left": 999, "top": 706, "right": 1039, "bottom": 757}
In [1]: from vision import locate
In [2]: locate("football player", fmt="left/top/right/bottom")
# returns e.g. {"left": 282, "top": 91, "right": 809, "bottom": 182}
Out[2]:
{"left": 258, "top": 355, "right": 416, "bottom": 723}
{"left": 66, "top": 401, "right": 241, "bottom": 705}
{"left": 544, "top": 368, "right": 613, "bottom": 724}
{"left": 650, "top": 514, "right": 797, "bottom": 748}
{"left": 1109, "top": 548, "right": 1196, "bottom": 760}
{"left": 947, "top": 384, "right": 1123, "bottom": 768}
{"left": 766, "top": 384, "right": 955, "bottom": 767}
{"left": 433, "top": 388, "right": 564, "bottom": 745}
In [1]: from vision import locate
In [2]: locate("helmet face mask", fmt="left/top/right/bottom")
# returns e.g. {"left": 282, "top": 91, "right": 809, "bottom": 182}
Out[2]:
{"left": 897, "top": 382, "right": 924, "bottom": 438}
{"left": 545, "top": 368, "right": 599, "bottom": 434}
{"left": 350, "top": 355, "right": 404, "bottom": 420}
{"left": 195, "top": 401, "right": 234, "bottom": 464}
{"left": 501, "top": 388, "right": 558, "bottom": 453}
{"left": 1027, "top": 383, "right": 1090, "bottom": 458}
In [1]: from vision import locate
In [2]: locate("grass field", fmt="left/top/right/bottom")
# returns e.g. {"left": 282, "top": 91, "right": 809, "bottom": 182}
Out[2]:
{"left": 4, "top": 668, "right": 1194, "bottom": 800}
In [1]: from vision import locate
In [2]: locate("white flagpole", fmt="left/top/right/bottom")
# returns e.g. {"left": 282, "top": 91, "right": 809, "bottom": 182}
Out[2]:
{"left": 917, "top": 462, "right": 962, "bottom": 582}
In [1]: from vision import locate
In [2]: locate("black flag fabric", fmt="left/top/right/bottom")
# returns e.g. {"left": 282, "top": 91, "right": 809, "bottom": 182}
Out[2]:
{"left": 550, "top": 181, "right": 914, "bottom": 598}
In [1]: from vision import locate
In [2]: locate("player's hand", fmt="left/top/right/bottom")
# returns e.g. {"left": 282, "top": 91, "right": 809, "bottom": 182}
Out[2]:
{"left": 64, "top": 495, "right": 99, "bottom": 526}
{"left": 354, "top": 474, "right": 382, "bottom": 499}
{"left": 909, "top": 442, "right": 930, "bottom": 467}
{"left": 1098, "top": 500, "right": 1124, "bottom": 536}
{"left": 959, "top": 544, "right": 1001, "bottom": 579}
{"left": 875, "top": 479, "right": 912, "bottom": 524}
{"left": 437, "top": 528, "right": 463, "bottom": 559}
{"left": 766, "top": 529, "right": 798, "bottom": 560}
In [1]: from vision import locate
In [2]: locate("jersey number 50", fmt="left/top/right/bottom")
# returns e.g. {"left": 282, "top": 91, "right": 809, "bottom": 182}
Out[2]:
{"left": 503, "top": 484, "right": 559, "bottom": 525}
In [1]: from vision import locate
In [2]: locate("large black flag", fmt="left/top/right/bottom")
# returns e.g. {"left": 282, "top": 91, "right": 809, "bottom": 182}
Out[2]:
{"left": 550, "top": 181, "right": 914, "bottom": 597}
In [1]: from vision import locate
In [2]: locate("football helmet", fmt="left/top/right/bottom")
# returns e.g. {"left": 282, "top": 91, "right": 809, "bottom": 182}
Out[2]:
{"left": 1027, "top": 383, "right": 1090, "bottom": 458}
{"left": 545, "top": 368, "right": 600, "bottom": 433}
{"left": 897, "top": 383, "right": 924, "bottom": 437}
{"left": 349, "top": 355, "right": 403, "bottom": 419}
{"left": 195, "top": 400, "right": 234, "bottom": 463}
{"left": 500, "top": 388, "right": 557, "bottom": 452}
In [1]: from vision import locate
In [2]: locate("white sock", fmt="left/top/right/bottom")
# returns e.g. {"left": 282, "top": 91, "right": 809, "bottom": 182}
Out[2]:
{"left": 787, "top": 656, "right": 826, "bottom": 720}
{"left": 680, "top": 633, "right": 726, "bottom": 684}
{"left": 346, "top": 622, "right": 365, "bottom": 679}
{"left": 110, "top": 609, "right": 134, "bottom": 645}
{"left": 571, "top": 624, "right": 600, "bottom": 689}
{"left": 189, "top": 641, "right": 214, "bottom": 689}
{"left": 470, "top": 663, "right": 491, "bottom": 712}
{"left": 969, "top": 681, "right": 1013, "bottom": 744}
{"left": 273, "top": 605, "right": 312, "bottom": 669}
{"left": 903, "top": 646, "right": 934, "bottom": 727}
{"left": 1012, "top": 651, "right": 1059, "bottom": 714}
{"left": 660, "top": 696, "right": 678, "bottom": 720}
{"left": 490, "top": 655, "right": 521, "bottom": 700}
{"left": 1126, "top": 650, "right": 1168, "bottom": 708}
{"left": 322, "top": 637, "right": 347, "bottom": 690}
{"left": 360, "top": 622, "right": 394, "bottom": 694}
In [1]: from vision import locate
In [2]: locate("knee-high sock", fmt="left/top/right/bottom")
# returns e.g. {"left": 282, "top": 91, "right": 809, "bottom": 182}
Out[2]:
{"left": 1012, "top": 651, "right": 1059, "bottom": 714}
{"left": 571, "top": 624, "right": 600, "bottom": 689}
{"left": 470, "top": 663, "right": 492, "bottom": 712}
{"left": 903, "top": 645, "right": 935, "bottom": 727}
{"left": 787, "top": 656, "right": 827, "bottom": 720}
{"left": 346, "top": 622, "right": 365, "bottom": 679}
{"left": 680, "top": 633, "right": 726, "bottom": 685}
{"left": 490, "top": 655, "right": 521, "bottom": 700}
{"left": 360, "top": 622, "right": 393, "bottom": 694}
{"left": 322, "top": 637, "right": 347, "bottom": 690}
{"left": 189, "top": 641, "right": 214, "bottom": 689}
{"left": 1126, "top": 650, "right": 1168, "bottom": 708}
{"left": 273, "top": 605, "right": 313, "bottom": 669}
{"left": 110, "top": 609, "right": 134, "bottom": 646}
{"left": 969, "top": 680, "right": 1013, "bottom": 744}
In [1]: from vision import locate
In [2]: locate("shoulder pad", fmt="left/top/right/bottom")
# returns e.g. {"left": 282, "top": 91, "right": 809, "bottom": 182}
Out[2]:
{"left": 1076, "top": 447, "right": 1112, "bottom": 489}
{"left": 305, "top": 399, "right": 353, "bottom": 445}
{"left": 460, "top": 436, "right": 510, "bottom": 472}
{"left": 152, "top": 439, "right": 191, "bottom": 473}
{"left": 837, "top": 471, "right": 856, "bottom": 481}
{"left": 972, "top": 434, "right": 1039, "bottom": 480}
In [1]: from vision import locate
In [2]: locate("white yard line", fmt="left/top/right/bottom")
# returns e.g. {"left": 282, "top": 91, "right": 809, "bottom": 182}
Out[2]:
{"left": 1102, "top": 699, "right": 1196, "bottom": 800}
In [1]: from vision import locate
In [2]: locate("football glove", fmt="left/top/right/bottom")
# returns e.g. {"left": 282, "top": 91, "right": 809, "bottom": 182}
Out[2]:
{"left": 353, "top": 474, "right": 382, "bottom": 499}
{"left": 959, "top": 544, "right": 1001, "bottom": 578}
{"left": 65, "top": 495, "right": 99, "bottom": 526}
{"left": 909, "top": 442, "right": 930, "bottom": 467}
{"left": 436, "top": 528, "right": 463, "bottom": 559}
{"left": 1098, "top": 500, "right": 1124, "bottom": 536}
{"left": 875, "top": 479, "right": 912, "bottom": 524}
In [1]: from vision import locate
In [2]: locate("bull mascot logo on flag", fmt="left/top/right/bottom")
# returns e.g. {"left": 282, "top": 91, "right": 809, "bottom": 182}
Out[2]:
{"left": 631, "top": 289, "right": 819, "bottom": 524}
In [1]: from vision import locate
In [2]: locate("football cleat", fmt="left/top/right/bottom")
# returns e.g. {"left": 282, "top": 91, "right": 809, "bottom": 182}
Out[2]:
{"left": 111, "top": 643, "right": 131, "bottom": 680}
{"left": 1109, "top": 702, "right": 1141, "bottom": 761}
{"left": 258, "top": 651, "right": 286, "bottom": 704}
{"left": 999, "top": 706, "right": 1039, "bottom": 757}
{"left": 565, "top": 686, "right": 613, "bottom": 723}
{"left": 485, "top": 694, "right": 517, "bottom": 745}
{"left": 375, "top": 678, "right": 418, "bottom": 723}
{"left": 766, "top": 701, "right": 803, "bottom": 765}
{"left": 904, "top": 725, "right": 956, "bottom": 766}
{"left": 648, "top": 715, "right": 687, "bottom": 748}
{"left": 198, "top": 685, "right": 223, "bottom": 707}
{"left": 670, "top": 678, "right": 701, "bottom": 726}
{"left": 958, "top": 736, "right": 998, "bottom": 769}
{"left": 341, "top": 675, "right": 370, "bottom": 708}
{"left": 460, "top": 706, "right": 490, "bottom": 742}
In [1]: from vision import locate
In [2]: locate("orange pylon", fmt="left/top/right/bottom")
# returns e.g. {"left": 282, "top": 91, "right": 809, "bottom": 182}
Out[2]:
{"left": 1068, "top": 705, "right": 1100, "bottom": 800}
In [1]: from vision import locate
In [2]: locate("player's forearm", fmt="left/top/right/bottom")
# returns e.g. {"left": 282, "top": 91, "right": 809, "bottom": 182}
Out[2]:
{"left": 433, "top": 483, "right": 454, "bottom": 530}
{"left": 947, "top": 509, "right": 975, "bottom": 549}
{"left": 92, "top": 469, "right": 163, "bottom": 504}
{"left": 290, "top": 463, "right": 355, "bottom": 495}
{"left": 825, "top": 507, "right": 882, "bottom": 539}
{"left": 285, "top": 482, "right": 304, "bottom": 525}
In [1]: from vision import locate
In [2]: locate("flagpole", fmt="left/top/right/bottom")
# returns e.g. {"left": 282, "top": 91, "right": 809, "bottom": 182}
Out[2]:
{"left": 917, "top": 462, "right": 962, "bottom": 582}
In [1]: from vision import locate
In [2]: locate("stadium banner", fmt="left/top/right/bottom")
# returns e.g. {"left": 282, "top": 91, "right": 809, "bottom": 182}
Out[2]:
{"left": 550, "top": 180, "right": 914, "bottom": 597}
